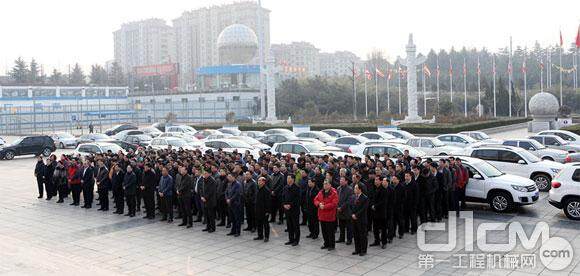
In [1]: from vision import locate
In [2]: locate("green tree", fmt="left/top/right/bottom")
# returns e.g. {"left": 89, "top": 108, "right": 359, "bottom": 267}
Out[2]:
{"left": 9, "top": 57, "right": 29, "bottom": 84}
{"left": 49, "top": 69, "right": 64, "bottom": 85}
{"left": 69, "top": 63, "right": 86, "bottom": 85}
{"left": 28, "top": 59, "right": 40, "bottom": 84}
{"left": 89, "top": 64, "right": 108, "bottom": 85}
{"left": 108, "top": 61, "right": 126, "bottom": 86}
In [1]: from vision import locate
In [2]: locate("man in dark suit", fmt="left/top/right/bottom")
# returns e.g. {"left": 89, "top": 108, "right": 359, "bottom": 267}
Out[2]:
{"left": 351, "top": 183, "right": 369, "bottom": 256}
{"left": 202, "top": 169, "right": 217, "bottom": 233}
{"left": 176, "top": 166, "right": 193, "bottom": 227}
{"left": 370, "top": 176, "right": 387, "bottom": 249}
{"left": 34, "top": 156, "right": 46, "bottom": 199}
{"left": 123, "top": 165, "right": 137, "bottom": 217}
{"left": 270, "top": 165, "right": 285, "bottom": 224}
{"left": 225, "top": 173, "right": 243, "bottom": 236}
{"left": 243, "top": 171, "right": 257, "bottom": 232}
{"left": 95, "top": 159, "right": 110, "bottom": 211}
{"left": 141, "top": 163, "right": 156, "bottom": 219}
{"left": 254, "top": 177, "right": 271, "bottom": 242}
{"left": 336, "top": 176, "right": 353, "bottom": 245}
{"left": 158, "top": 167, "right": 174, "bottom": 222}
{"left": 403, "top": 171, "right": 419, "bottom": 234}
{"left": 81, "top": 160, "right": 95, "bottom": 209}
{"left": 305, "top": 178, "right": 320, "bottom": 239}
{"left": 282, "top": 174, "right": 301, "bottom": 246}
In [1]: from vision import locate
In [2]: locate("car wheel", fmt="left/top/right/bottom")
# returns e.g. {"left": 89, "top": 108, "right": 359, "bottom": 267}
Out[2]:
{"left": 42, "top": 148, "right": 51, "bottom": 157}
{"left": 532, "top": 173, "right": 551, "bottom": 192}
{"left": 59, "top": 142, "right": 65, "bottom": 149}
{"left": 489, "top": 192, "right": 513, "bottom": 213}
{"left": 4, "top": 151, "right": 15, "bottom": 160}
{"left": 564, "top": 198, "right": 580, "bottom": 220}
{"left": 541, "top": 156, "right": 554, "bottom": 161}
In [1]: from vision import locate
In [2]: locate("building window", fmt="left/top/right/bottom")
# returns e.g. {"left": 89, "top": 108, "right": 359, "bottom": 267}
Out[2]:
{"left": 233, "top": 96, "right": 240, "bottom": 101}
{"left": 199, "top": 97, "right": 205, "bottom": 102}
{"left": 150, "top": 99, "right": 156, "bottom": 104}
{"left": 181, "top": 98, "right": 188, "bottom": 103}
{"left": 135, "top": 100, "right": 141, "bottom": 104}
{"left": 165, "top": 98, "right": 171, "bottom": 103}
{"left": 217, "top": 97, "right": 225, "bottom": 102}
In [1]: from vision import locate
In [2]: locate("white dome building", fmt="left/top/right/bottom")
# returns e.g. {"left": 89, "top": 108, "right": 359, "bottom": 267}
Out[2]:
{"left": 528, "top": 92, "right": 560, "bottom": 132}
{"left": 217, "top": 24, "right": 259, "bottom": 65}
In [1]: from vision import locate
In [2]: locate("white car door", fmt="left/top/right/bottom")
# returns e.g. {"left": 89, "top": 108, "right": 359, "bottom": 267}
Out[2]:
{"left": 463, "top": 164, "right": 486, "bottom": 199}
{"left": 497, "top": 150, "right": 530, "bottom": 177}
{"left": 420, "top": 139, "right": 436, "bottom": 155}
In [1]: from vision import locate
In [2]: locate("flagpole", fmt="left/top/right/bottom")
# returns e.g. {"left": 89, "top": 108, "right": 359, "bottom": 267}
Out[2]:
{"left": 352, "top": 61, "right": 357, "bottom": 120}
{"left": 508, "top": 36, "right": 512, "bottom": 118}
{"left": 449, "top": 59, "right": 453, "bottom": 103}
{"left": 375, "top": 68, "right": 379, "bottom": 116}
{"left": 547, "top": 47, "right": 551, "bottom": 89}
{"left": 387, "top": 63, "right": 390, "bottom": 112}
{"left": 364, "top": 64, "right": 368, "bottom": 118}
{"left": 436, "top": 55, "right": 440, "bottom": 102}
{"left": 477, "top": 55, "right": 481, "bottom": 117}
{"left": 540, "top": 54, "right": 544, "bottom": 92}
{"left": 493, "top": 54, "right": 497, "bottom": 117}
{"left": 523, "top": 49, "right": 528, "bottom": 118}
{"left": 398, "top": 65, "right": 402, "bottom": 115}
{"left": 463, "top": 57, "right": 467, "bottom": 117}
{"left": 422, "top": 65, "right": 426, "bottom": 116}
{"left": 560, "top": 37, "right": 563, "bottom": 105}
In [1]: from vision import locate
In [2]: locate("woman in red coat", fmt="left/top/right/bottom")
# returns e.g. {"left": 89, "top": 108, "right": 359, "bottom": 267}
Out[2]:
{"left": 314, "top": 179, "right": 338, "bottom": 251}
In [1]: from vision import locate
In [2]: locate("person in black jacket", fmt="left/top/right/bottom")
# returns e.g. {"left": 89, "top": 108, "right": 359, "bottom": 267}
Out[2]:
{"left": 201, "top": 169, "right": 217, "bottom": 233}
{"left": 176, "top": 166, "right": 193, "bottom": 227}
{"left": 242, "top": 171, "right": 257, "bottom": 232}
{"left": 351, "top": 183, "right": 369, "bottom": 256}
{"left": 34, "top": 156, "right": 46, "bottom": 199}
{"left": 254, "top": 176, "right": 271, "bottom": 242}
{"left": 44, "top": 157, "right": 55, "bottom": 200}
{"left": 370, "top": 176, "right": 387, "bottom": 249}
{"left": 403, "top": 171, "right": 419, "bottom": 234}
{"left": 81, "top": 160, "right": 95, "bottom": 209}
{"left": 282, "top": 174, "right": 301, "bottom": 246}
{"left": 304, "top": 178, "right": 320, "bottom": 239}
{"left": 141, "top": 163, "right": 156, "bottom": 219}
{"left": 112, "top": 164, "right": 125, "bottom": 214}
{"left": 387, "top": 175, "right": 405, "bottom": 241}
{"left": 270, "top": 165, "right": 285, "bottom": 224}
{"left": 95, "top": 160, "right": 110, "bottom": 211}
{"left": 123, "top": 165, "right": 137, "bottom": 217}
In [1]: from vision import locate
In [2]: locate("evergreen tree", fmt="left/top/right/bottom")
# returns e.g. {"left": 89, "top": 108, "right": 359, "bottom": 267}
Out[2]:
{"left": 29, "top": 59, "right": 40, "bottom": 84}
{"left": 49, "top": 69, "right": 64, "bottom": 85}
{"left": 69, "top": 63, "right": 86, "bottom": 85}
{"left": 9, "top": 57, "right": 29, "bottom": 84}
{"left": 108, "top": 61, "right": 126, "bottom": 86}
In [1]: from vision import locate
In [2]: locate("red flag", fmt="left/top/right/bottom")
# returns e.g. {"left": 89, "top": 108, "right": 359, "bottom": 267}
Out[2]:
{"left": 365, "top": 69, "right": 372, "bottom": 80}
{"left": 576, "top": 25, "right": 580, "bottom": 48}
{"left": 560, "top": 30, "right": 563, "bottom": 47}
{"left": 463, "top": 62, "right": 467, "bottom": 76}
{"left": 375, "top": 68, "right": 385, "bottom": 78}
{"left": 540, "top": 60, "right": 544, "bottom": 70}
{"left": 522, "top": 60, "right": 527, "bottom": 73}
{"left": 353, "top": 67, "right": 360, "bottom": 79}
{"left": 436, "top": 64, "right": 440, "bottom": 77}
{"left": 387, "top": 69, "right": 392, "bottom": 80}
{"left": 477, "top": 60, "right": 481, "bottom": 75}
{"left": 508, "top": 63, "right": 512, "bottom": 75}
{"left": 449, "top": 62, "right": 453, "bottom": 76}
{"left": 423, "top": 65, "right": 431, "bottom": 77}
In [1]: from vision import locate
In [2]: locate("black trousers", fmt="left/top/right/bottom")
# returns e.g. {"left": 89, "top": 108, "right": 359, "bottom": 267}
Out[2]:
{"left": 372, "top": 218, "right": 387, "bottom": 245}
{"left": 230, "top": 205, "right": 242, "bottom": 234}
{"left": 270, "top": 196, "right": 284, "bottom": 222}
{"left": 179, "top": 195, "right": 193, "bottom": 225}
{"left": 404, "top": 207, "right": 418, "bottom": 234}
{"left": 71, "top": 185, "right": 81, "bottom": 205}
{"left": 307, "top": 211, "right": 319, "bottom": 237}
{"left": 387, "top": 212, "right": 404, "bottom": 239}
{"left": 161, "top": 195, "right": 173, "bottom": 220}
{"left": 337, "top": 218, "right": 353, "bottom": 242}
{"left": 456, "top": 188, "right": 466, "bottom": 209}
{"left": 82, "top": 183, "right": 94, "bottom": 207}
{"left": 143, "top": 190, "right": 155, "bottom": 218}
{"left": 353, "top": 220, "right": 368, "bottom": 254}
{"left": 320, "top": 221, "right": 336, "bottom": 248}
{"left": 98, "top": 189, "right": 109, "bottom": 210}
{"left": 205, "top": 205, "right": 216, "bottom": 231}
{"left": 256, "top": 213, "right": 270, "bottom": 239}
{"left": 245, "top": 201, "right": 255, "bottom": 230}
{"left": 439, "top": 190, "right": 449, "bottom": 218}
{"left": 135, "top": 189, "right": 142, "bottom": 210}
{"left": 45, "top": 177, "right": 54, "bottom": 198}
{"left": 36, "top": 177, "right": 44, "bottom": 197}
{"left": 126, "top": 194, "right": 136, "bottom": 215}
{"left": 114, "top": 189, "right": 124, "bottom": 213}
{"left": 57, "top": 182, "right": 67, "bottom": 201}
{"left": 285, "top": 210, "right": 300, "bottom": 243}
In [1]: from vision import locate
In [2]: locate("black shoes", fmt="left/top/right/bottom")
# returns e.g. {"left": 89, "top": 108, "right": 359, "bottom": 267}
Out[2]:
{"left": 284, "top": 241, "right": 293, "bottom": 245}
{"left": 254, "top": 237, "right": 263, "bottom": 240}
{"left": 292, "top": 242, "right": 299, "bottom": 246}
{"left": 264, "top": 237, "right": 269, "bottom": 242}
{"left": 369, "top": 242, "right": 380, "bottom": 247}
{"left": 336, "top": 239, "right": 344, "bottom": 243}
{"left": 345, "top": 241, "right": 352, "bottom": 245}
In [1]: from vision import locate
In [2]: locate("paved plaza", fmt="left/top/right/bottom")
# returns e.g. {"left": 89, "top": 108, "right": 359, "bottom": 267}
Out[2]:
{"left": 1, "top": 129, "right": 580, "bottom": 276}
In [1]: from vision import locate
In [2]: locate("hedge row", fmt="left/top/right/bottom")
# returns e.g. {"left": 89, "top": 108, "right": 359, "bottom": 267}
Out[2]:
{"left": 189, "top": 118, "right": 530, "bottom": 135}
{"left": 562, "top": 124, "right": 580, "bottom": 135}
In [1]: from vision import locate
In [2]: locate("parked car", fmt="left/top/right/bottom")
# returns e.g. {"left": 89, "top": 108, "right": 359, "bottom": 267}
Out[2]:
{"left": 141, "top": 127, "right": 163, "bottom": 138}
{"left": 427, "top": 156, "right": 539, "bottom": 212}
{"left": 296, "top": 131, "right": 336, "bottom": 143}
{"left": 436, "top": 133, "right": 477, "bottom": 148}
{"left": 406, "top": 137, "right": 463, "bottom": 156}
{"left": 380, "top": 129, "right": 415, "bottom": 140}
{"left": 502, "top": 139, "right": 569, "bottom": 163}
{"left": 564, "top": 152, "right": 580, "bottom": 163}
{"left": 218, "top": 128, "right": 242, "bottom": 136}
{"left": 359, "top": 132, "right": 401, "bottom": 142}
{"left": 108, "top": 140, "right": 138, "bottom": 152}
{"left": 537, "top": 130, "right": 580, "bottom": 145}
{"left": 77, "top": 133, "right": 114, "bottom": 144}
{"left": 259, "top": 133, "right": 297, "bottom": 147}
{"left": 351, "top": 143, "right": 426, "bottom": 159}
{"left": 193, "top": 129, "right": 223, "bottom": 140}
{"left": 464, "top": 145, "right": 566, "bottom": 191}
{"left": 228, "top": 136, "right": 270, "bottom": 150}
{"left": 50, "top": 132, "right": 78, "bottom": 149}
{"left": 166, "top": 125, "right": 197, "bottom": 136}
{"left": 104, "top": 124, "right": 137, "bottom": 136}
{"left": 241, "top": 131, "right": 266, "bottom": 139}
{"left": 549, "top": 163, "right": 580, "bottom": 220}
{"left": 204, "top": 133, "right": 234, "bottom": 140}
{"left": 263, "top": 128, "right": 293, "bottom": 135}
{"left": 327, "top": 136, "right": 370, "bottom": 151}
{"left": 123, "top": 134, "right": 152, "bottom": 147}
{"left": 459, "top": 131, "right": 493, "bottom": 141}
{"left": 204, "top": 139, "right": 260, "bottom": 156}
{"left": 0, "top": 136, "right": 56, "bottom": 160}
{"left": 289, "top": 138, "right": 327, "bottom": 146}
{"left": 271, "top": 141, "right": 347, "bottom": 159}
{"left": 151, "top": 122, "right": 170, "bottom": 132}
{"left": 150, "top": 137, "right": 197, "bottom": 151}
{"left": 74, "top": 142, "right": 125, "bottom": 156}
{"left": 321, "top": 129, "right": 351, "bottom": 138}
{"left": 114, "top": 130, "right": 145, "bottom": 141}
{"left": 529, "top": 135, "right": 580, "bottom": 153}
{"left": 0, "top": 137, "right": 5, "bottom": 146}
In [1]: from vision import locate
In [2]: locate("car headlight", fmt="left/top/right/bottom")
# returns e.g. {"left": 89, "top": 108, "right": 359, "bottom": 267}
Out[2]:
{"left": 511, "top": 185, "right": 528, "bottom": 192}
{"left": 550, "top": 168, "right": 561, "bottom": 174}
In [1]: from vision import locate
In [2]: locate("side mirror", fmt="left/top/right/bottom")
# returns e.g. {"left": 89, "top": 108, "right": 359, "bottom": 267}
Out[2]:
{"left": 473, "top": 174, "right": 483, "bottom": 180}
{"left": 517, "top": 159, "right": 526, "bottom": 165}
{"left": 528, "top": 147, "right": 535, "bottom": 151}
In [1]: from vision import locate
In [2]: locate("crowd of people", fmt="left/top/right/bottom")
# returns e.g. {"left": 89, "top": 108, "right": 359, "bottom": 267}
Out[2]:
{"left": 33, "top": 146, "right": 469, "bottom": 256}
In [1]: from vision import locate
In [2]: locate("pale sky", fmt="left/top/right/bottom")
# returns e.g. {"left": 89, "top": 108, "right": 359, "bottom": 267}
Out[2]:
{"left": 0, "top": 0, "right": 578, "bottom": 74}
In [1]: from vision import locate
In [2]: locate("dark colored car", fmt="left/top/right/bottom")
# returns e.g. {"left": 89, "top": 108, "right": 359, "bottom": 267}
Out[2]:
{"left": 123, "top": 134, "right": 152, "bottom": 147}
{"left": 104, "top": 124, "right": 138, "bottom": 136}
{"left": 77, "top": 133, "right": 114, "bottom": 144}
{"left": 259, "top": 133, "right": 297, "bottom": 147}
{"left": 108, "top": 140, "right": 138, "bottom": 152}
{"left": 0, "top": 136, "right": 56, "bottom": 160}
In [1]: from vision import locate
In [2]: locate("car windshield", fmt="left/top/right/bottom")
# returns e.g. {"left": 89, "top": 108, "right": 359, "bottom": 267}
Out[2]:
{"left": 227, "top": 140, "right": 252, "bottom": 148}
{"left": 432, "top": 139, "right": 446, "bottom": 147}
{"left": 528, "top": 140, "right": 546, "bottom": 149}
{"left": 232, "top": 136, "right": 260, "bottom": 145}
{"left": 100, "top": 144, "right": 123, "bottom": 153}
{"left": 519, "top": 149, "right": 541, "bottom": 163}
{"left": 136, "top": 135, "right": 152, "bottom": 141}
{"left": 475, "top": 161, "right": 504, "bottom": 178}
{"left": 168, "top": 139, "right": 188, "bottom": 147}
{"left": 473, "top": 132, "right": 490, "bottom": 140}
{"left": 10, "top": 137, "right": 24, "bottom": 146}
{"left": 303, "top": 143, "right": 323, "bottom": 152}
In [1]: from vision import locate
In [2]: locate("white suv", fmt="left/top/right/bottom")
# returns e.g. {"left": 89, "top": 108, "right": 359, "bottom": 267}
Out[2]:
{"left": 549, "top": 164, "right": 580, "bottom": 220}
{"left": 428, "top": 156, "right": 538, "bottom": 212}
{"left": 351, "top": 143, "right": 425, "bottom": 159}
{"left": 464, "top": 145, "right": 566, "bottom": 191}
{"left": 502, "top": 139, "right": 569, "bottom": 163}
{"left": 271, "top": 141, "right": 346, "bottom": 159}
{"left": 407, "top": 137, "right": 463, "bottom": 156}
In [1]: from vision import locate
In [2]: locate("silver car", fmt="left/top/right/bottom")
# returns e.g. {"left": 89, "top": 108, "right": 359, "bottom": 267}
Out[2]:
{"left": 502, "top": 139, "right": 569, "bottom": 163}
{"left": 51, "top": 132, "right": 78, "bottom": 149}
{"left": 529, "top": 135, "right": 580, "bottom": 153}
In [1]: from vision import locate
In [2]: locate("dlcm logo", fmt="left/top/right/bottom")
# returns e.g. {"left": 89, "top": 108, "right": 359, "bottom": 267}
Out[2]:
{"left": 417, "top": 211, "right": 574, "bottom": 271}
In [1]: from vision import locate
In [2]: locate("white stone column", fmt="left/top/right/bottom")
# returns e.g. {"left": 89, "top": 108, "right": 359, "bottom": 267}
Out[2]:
{"left": 266, "top": 58, "right": 277, "bottom": 121}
